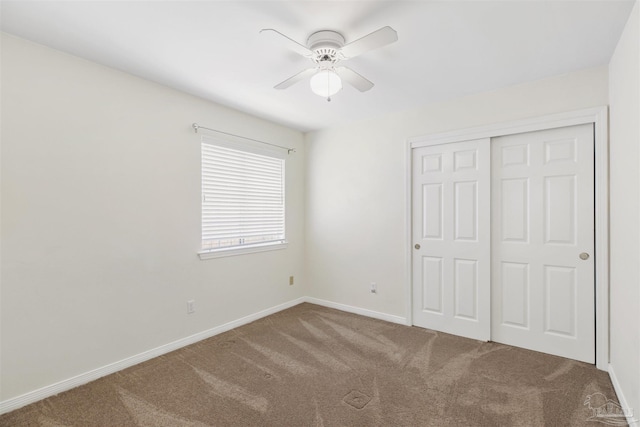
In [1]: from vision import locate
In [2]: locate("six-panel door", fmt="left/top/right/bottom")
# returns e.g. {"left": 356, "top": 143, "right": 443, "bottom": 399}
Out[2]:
{"left": 491, "top": 124, "right": 595, "bottom": 363}
{"left": 412, "top": 139, "right": 491, "bottom": 341}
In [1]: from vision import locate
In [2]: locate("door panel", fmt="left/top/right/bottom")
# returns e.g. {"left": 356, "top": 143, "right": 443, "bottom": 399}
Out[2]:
{"left": 501, "top": 178, "right": 529, "bottom": 242}
{"left": 422, "top": 256, "right": 443, "bottom": 313}
{"left": 454, "top": 258, "right": 478, "bottom": 320}
{"left": 454, "top": 181, "right": 478, "bottom": 240}
{"left": 412, "top": 139, "right": 490, "bottom": 341}
{"left": 422, "top": 184, "right": 442, "bottom": 239}
{"left": 544, "top": 265, "right": 577, "bottom": 337}
{"left": 501, "top": 262, "right": 529, "bottom": 328}
{"left": 491, "top": 124, "right": 594, "bottom": 363}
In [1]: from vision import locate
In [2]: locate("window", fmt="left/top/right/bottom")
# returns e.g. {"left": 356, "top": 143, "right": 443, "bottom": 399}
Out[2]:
{"left": 199, "top": 135, "right": 286, "bottom": 259}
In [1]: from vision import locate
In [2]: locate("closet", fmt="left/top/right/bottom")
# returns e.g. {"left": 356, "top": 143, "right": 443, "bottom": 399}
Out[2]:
{"left": 411, "top": 123, "right": 595, "bottom": 363}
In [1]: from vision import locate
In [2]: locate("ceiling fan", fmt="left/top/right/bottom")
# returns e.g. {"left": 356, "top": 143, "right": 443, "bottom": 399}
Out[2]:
{"left": 260, "top": 26, "right": 398, "bottom": 101}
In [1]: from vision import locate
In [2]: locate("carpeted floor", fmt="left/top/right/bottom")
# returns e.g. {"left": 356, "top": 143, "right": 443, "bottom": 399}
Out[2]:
{"left": 0, "top": 303, "right": 624, "bottom": 426}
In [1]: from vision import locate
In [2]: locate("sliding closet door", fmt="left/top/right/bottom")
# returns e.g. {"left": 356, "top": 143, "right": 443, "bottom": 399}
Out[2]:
{"left": 412, "top": 139, "right": 491, "bottom": 341}
{"left": 491, "top": 124, "right": 595, "bottom": 363}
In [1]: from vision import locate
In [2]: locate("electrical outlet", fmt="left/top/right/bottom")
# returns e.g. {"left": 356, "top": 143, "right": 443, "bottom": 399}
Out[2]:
{"left": 370, "top": 282, "right": 377, "bottom": 294}
{"left": 187, "top": 300, "right": 195, "bottom": 314}
{"left": 289, "top": 276, "right": 294, "bottom": 286}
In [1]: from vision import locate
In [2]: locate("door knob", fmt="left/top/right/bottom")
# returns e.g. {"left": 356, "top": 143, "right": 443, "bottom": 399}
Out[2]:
{"left": 414, "top": 244, "right": 421, "bottom": 250}
{"left": 579, "top": 252, "right": 590, "bottom": 260}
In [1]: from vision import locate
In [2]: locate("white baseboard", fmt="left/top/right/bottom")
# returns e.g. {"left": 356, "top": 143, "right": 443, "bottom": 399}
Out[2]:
{"left": 304, "top": 297, "right": 408, "bottom": 325}
{"left": 0, "top": 297, "right": 306, "bottom": 415}
{"left": 608, "top": 364, "right": 639, "bottom": 427}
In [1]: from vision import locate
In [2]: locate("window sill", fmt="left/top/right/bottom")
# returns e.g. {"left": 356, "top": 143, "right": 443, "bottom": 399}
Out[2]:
{"left": 198, "top": 241, "right": 288, "bottom": 260}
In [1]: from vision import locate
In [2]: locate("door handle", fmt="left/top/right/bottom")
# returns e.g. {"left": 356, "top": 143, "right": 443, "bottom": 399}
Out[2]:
{"left": 414, "top": 244, "right": 421, "bottom": 250}
{"left": 579, "top": 252, "right": 590, "bottom": 260}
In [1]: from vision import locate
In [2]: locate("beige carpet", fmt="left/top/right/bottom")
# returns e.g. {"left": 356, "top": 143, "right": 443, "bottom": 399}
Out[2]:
{"left": 0, "top": 303, "right": 623, "bottom": 426}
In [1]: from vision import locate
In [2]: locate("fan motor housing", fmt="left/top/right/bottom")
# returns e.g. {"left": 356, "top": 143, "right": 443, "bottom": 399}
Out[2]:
{"left": 307, "top": 30, "right": 345, "bottom": 62}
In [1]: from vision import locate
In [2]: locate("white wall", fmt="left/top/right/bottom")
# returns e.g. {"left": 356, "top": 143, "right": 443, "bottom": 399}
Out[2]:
{"left": 305, "top": 66, "right": 609, "bottom": 319}
{"left": 0, "top": 33, "right": 306, "bottom": 401}
{"left": 609, "top": 0, "right": 640, "bottom": 421}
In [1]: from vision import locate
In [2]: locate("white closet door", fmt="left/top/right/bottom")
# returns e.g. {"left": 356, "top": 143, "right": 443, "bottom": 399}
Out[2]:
{"left": 412, "top": 139, "right": 491, "bottom": 341}
{"left": 491, "top": 124, "right": 595, "bottom": 363}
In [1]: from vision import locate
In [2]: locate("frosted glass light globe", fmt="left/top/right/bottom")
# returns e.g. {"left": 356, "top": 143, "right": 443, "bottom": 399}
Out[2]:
{"left": 310, "top": 70, "right": 342, "bottom": 98}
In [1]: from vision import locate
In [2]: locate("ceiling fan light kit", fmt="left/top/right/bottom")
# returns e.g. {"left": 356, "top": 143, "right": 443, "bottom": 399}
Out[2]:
{"left": 310, "top": 69, "right": 342, "bottom": 100}
{"left": 261, "top": 26, "right": 398, "bottom": 101}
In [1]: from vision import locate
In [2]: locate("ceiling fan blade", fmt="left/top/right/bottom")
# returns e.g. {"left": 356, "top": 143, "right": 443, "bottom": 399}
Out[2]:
{"left": 335, "top": 66, "right": 374, "bottom": 92}
{"left": 260, "top": 29, "right": 314, "bottom": 58}
{"left": 274, "top": 68, "right": 317, "bottom": 90}
{"left": 339, "top": 26, "right": 398, "bottom": 59}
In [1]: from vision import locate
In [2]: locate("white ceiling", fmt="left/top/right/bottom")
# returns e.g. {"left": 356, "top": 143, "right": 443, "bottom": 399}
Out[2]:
{"left": 1, "top": 1, "right": 635, "bottom": 132}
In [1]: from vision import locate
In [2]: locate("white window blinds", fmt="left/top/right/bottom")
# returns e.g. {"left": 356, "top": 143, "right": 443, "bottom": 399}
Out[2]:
{"left": 201, "top": 136, "right": 285, "bottom": 253}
